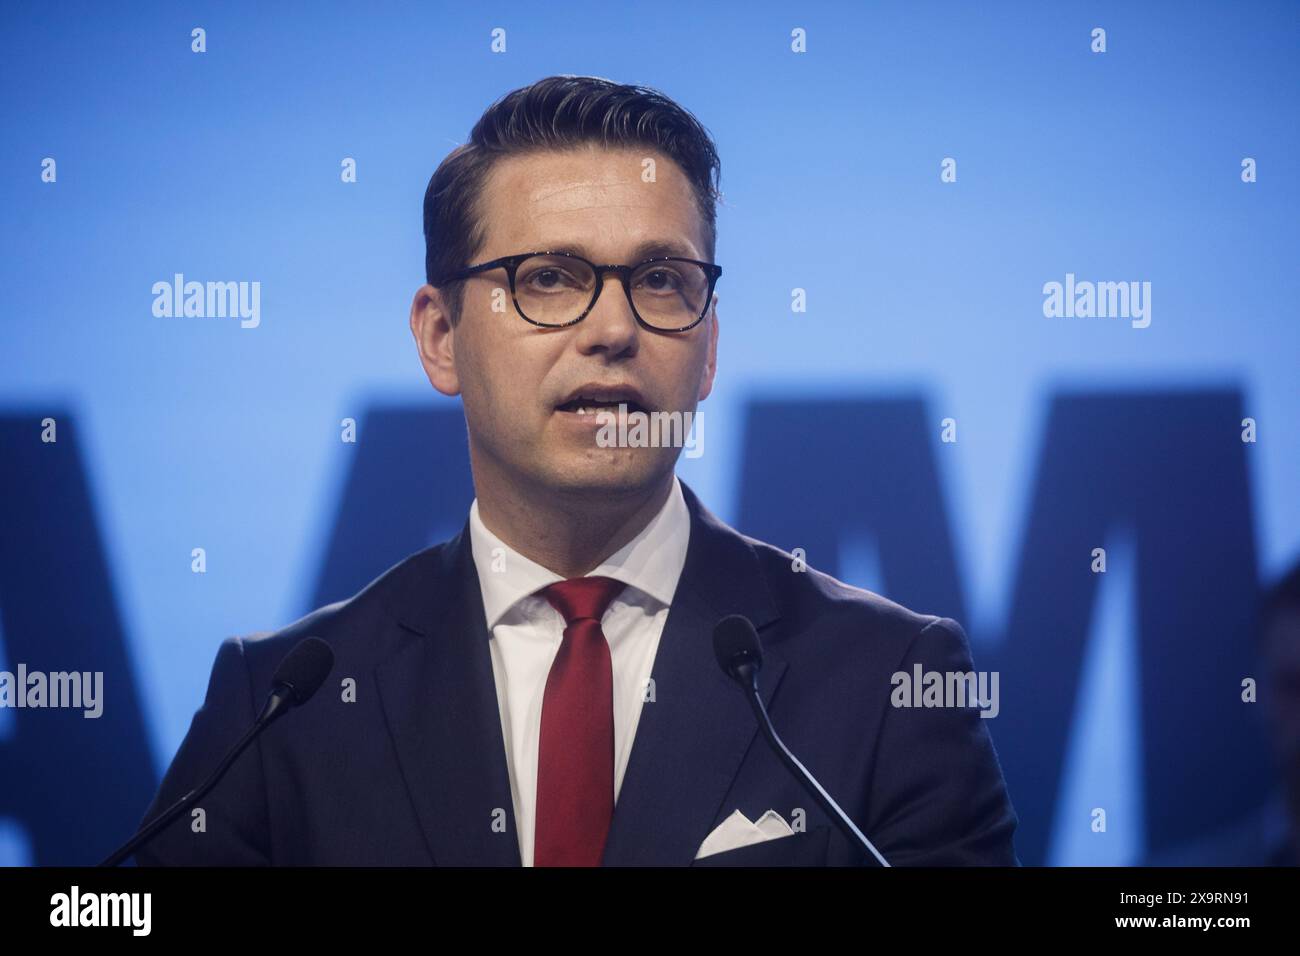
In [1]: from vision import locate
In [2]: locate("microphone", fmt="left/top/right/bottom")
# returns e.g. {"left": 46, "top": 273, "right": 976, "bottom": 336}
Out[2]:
{"left": 99, "top": 636, "right": 335, "bottom": 867}
{"left": 712, "top": 614, "right": 890, "bottom": 867}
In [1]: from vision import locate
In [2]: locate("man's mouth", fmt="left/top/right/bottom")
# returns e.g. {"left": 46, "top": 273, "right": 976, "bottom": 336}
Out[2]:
{"left": 557, "top": 398, "right": 648, "bottom": 415}
{"left": 555, "top": 386, "right": 650, "bottom": 416}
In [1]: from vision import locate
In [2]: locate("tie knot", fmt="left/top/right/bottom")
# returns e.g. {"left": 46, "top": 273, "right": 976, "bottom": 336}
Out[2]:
{"left": 541, "top": 576, "right": 626, "bottom": 626}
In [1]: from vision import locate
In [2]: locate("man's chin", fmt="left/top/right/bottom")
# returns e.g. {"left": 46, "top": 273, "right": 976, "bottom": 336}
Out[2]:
{"left": 540, "top": 449, "right": 674, "bottom": 496}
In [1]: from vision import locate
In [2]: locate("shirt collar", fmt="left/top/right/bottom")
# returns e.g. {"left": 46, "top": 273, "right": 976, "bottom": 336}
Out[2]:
{"left": 467, "top": 476, "right": 690, "bottom": 630}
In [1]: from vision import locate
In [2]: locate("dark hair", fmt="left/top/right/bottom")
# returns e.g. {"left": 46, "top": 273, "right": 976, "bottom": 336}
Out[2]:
{"left": 422, "top": 74, "right": 723, "bottom": 324}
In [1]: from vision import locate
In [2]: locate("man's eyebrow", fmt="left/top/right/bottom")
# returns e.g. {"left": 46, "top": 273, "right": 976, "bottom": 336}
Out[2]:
{"left": 538, "top": 239, "right": 701, "bottom": 262}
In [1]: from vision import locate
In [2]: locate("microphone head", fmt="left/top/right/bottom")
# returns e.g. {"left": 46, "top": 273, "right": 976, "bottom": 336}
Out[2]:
{"left": 271, "top": 637, "right": 335, "bottom": 707}
{"left": 712, "top": 614, "right": 763, "bottom": 683}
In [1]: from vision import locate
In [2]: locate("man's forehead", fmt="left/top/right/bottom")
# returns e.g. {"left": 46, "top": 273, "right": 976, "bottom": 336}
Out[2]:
{"left": 478, "top": 146, "right": 706, "bottom": 257}
{"left": 489, "top": 142, "right": 683, "bottom": 186}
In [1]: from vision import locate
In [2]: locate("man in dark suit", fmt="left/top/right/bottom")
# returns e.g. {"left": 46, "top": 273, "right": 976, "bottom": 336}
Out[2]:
{"left": 136, "top": 74, "right": 1018, "bottom": 867}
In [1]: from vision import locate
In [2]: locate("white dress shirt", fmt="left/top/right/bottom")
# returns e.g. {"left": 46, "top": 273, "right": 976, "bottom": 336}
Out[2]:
{"left": 467, "top": 476, "right": 691, "bottom": 866}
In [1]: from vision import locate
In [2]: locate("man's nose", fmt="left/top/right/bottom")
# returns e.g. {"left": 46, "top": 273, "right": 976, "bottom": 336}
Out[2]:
{"left": 573, "top": 272, "right": 640, "bottom": 355}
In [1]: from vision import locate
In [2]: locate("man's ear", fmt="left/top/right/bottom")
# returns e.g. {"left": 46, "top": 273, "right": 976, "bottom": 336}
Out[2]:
{"left": 697, "top": 292, "right": 719, "bottom": 402}
{"left": 410, "top": 284, "right": 461, "bottom": 397}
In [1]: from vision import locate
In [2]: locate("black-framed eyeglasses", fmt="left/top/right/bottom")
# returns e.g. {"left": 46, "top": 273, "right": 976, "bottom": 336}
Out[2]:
{"left": 442, "top": 251, "right": 722, "bottom": 332}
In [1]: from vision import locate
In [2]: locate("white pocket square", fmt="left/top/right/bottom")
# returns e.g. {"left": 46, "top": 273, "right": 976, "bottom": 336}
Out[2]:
{"left": 694, "top": 809, "right": 796, "bottom": 860}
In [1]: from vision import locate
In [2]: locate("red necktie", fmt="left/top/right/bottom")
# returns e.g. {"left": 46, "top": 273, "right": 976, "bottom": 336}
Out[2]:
{"left": 533, "top": 575, "right": 626, "bottom": 867}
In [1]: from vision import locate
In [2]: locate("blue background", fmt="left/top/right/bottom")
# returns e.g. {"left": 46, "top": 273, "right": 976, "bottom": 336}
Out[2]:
{"left": 1, "top": 0, "right": 1297, "bottom": 865}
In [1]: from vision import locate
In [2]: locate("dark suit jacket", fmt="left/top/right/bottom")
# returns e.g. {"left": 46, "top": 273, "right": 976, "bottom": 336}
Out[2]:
{"left": 135, "top": 481, "right": 1019, "bottom": 866}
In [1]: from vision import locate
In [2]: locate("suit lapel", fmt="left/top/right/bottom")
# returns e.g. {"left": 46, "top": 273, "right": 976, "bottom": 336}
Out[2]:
{"left": 375, "top": 526, "right": 522, "bottom": 866}
{"left": 372, "top": 481, "right": 784, "bottom": 867}
{"left": 600, "top": 482, "right": 784, "bottom": 865}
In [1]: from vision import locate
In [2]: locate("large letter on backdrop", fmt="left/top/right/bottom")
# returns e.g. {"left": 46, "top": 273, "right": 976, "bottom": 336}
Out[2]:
{"left": 736, "top": 391, "right": 1269, "bottom": 865}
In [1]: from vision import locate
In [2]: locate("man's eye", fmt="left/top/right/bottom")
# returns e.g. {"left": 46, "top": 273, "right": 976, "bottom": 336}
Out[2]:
{"left": 640, "top": 270, "right": 681, "bottom": 292}
{"left": 525, "top": 269, "right": 575, "bottom": 290}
